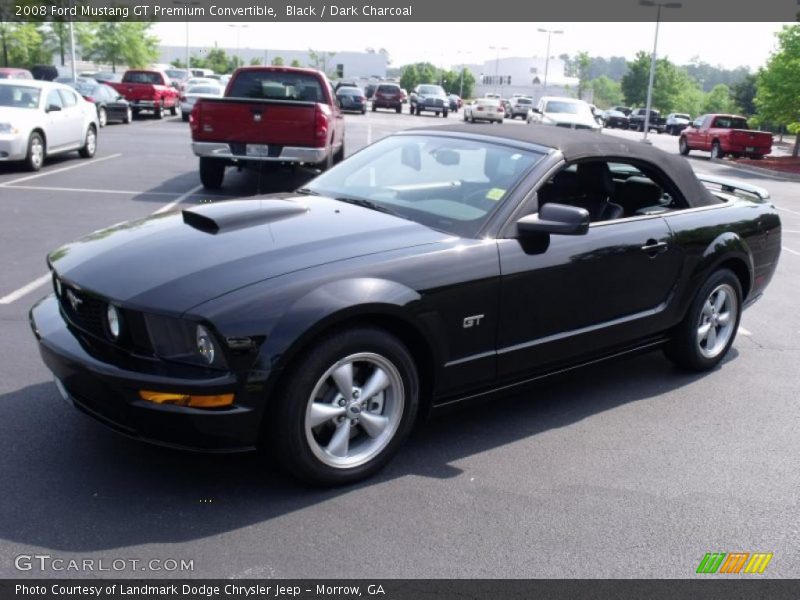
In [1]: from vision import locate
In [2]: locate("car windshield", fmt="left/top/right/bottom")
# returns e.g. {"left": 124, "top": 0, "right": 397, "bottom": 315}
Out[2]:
{"left": 303, "top": 134, "right": 544, "bottom": 238}
{"left": 228, "top": 71, "right": 324, "bottom": 101}
{"left": 544, "top": 101, "right": 587, "bottom": 115}
{"left": 337, "top": 87, "right": 362, "bottom": 96}
{"left": 69, "top": 83, "right": 97, "bottom": 96}
{"left": 377, "top": 85, "right": 399, "bottom": 93}
{"left": 122, "top": 72, "right": 162, "bottom": 84}
{"left": 186, "top": 85, "right": 222, "bottom": 95}
{"left": 418, "top": 85, "right": 444, "bottom": 95}
{"left": 516, "top": 98, "right": 532, "bottom": 105}
{"left": 165, "top": 70, "right": 188, "bottom": 79}
{"left": 0, "top": 85, "right": 41, "bottom": 108}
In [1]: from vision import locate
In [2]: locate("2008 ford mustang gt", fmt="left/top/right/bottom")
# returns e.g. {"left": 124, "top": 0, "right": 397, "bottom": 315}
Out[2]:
{"left": 30, "top": 125, "right": 781, "bottom": 485}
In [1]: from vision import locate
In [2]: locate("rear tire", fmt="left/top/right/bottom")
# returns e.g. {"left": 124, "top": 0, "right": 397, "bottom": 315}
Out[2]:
{"left": 122, "top": 107, "right": 132, "bottom": 124}
{"left": 271, "top": 327, "right": 419, "bottom": 486}
{"left": 97, "top": 107, "right": 107, "bottom": 128}
{"left": 181, "top": 113, "right": 189, "bottom": 122}
{"left": 663, "top": 269, "right": 742, "bottom": 372}
{"left": 443, "top": 110, "right": 448, "bottom": 118}
{"left": 199, "top": 157, "right": 225, "bottom": 189}
{"left": 333, "top": 140, "right": 345, "bottom": 165}
{"left": 711, "top": 141, "right": 724, "bottom": 160}
{"left": 395, "top": 105, "right": 401, "bottom": 113}
{"left": 170, "top": 103, "right": 178, "bottom": 116}
{"left": 78, "top": 125, "right": 97, "bottom": 158}
{"left": 154, "top": 104, "right": 163, "bottom": 119}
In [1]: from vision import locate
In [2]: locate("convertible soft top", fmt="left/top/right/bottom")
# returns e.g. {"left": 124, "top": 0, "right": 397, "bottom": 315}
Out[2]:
{"left": 410, "top": 124, "right": 720, "bottom": 207}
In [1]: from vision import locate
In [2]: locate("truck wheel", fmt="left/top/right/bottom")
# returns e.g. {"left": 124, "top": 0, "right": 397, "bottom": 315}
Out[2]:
{"left": 154, "top": 104, "right": 163, "bottom": 119}
{"left": 443, "top": 110, "right": 448, "bottom": 118}
{"left": 333, "top": 141, "right": 345, "bottom": 165}
{"left": 663, "top": 269, "right": 741, "bottom": 372}
{"left": 710, "top": 141, "right": 724, "bottom": 160}
{"left": 372, "top": 103, "right": 377, "bottom": 112}
{"left": 25, "top": 132, "right": 45, "bottom": 171}
{"left": 123, "top": 107, "right": 132, "bottom": 124}
{"left": 395, "top": 105, "right": 401, "bottom": 114}
{"left": 679, "top": 137, "right": 690, "bottom": 156}
{"left": 199, "top": 157, "right": 225, "bottom": 189}
{"left": 170, "top": 103, "right": 178, "bottom": 116}
{"left": 270, "top": 327, "right": 419, "bottom": 486}
{"left": 78, "top": 125, "right": 97, "bottom": 158}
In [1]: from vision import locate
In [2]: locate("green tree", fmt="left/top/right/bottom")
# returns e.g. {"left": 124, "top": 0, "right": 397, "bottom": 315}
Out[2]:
{"left": 399, "top": 64, "right": 418, "bottom": 91}
{"left": 756, "top": 24, "right": 800, "bottom": 155}
{"left": 249, "top": 57, "right": 262, "bottom": 66}
{"left": 590, "top": 76, "right": 623, "bottom": 108}
{"left": 203, "top": 46, "right": 231, "bottom": 74}
{"left": 271, "top": 56, "right": 284, "bottom": 66}
{"left": 399, "top": 62, "right": 438, "bottom": 91}
{"left": 83, "top": 22, "right": 159, "bottom": 72}
{"left": 703, "top": 84, "right": 735, "bottom": 114}
{"left": 575, "top": 51, "right": 591, "bottom": 100}
{"left": 290, "top": 59, "right": 301, "bottom": 67}
{"left": 731, "top": 73, "right": 757, "bottom": 115}
{"left": 620, "top": 51, "right": 651, "bottom": 107}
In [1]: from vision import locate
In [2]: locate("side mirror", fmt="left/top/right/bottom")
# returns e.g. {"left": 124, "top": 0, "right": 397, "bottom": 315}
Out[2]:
{"left": 46, "top": 104, "right": 61, "bottom": 113}
{"left": 517, "top": 203, "right": 590, "bottom": 236}
{"left": 531, "top": 107, "right": 541, "bottom": 114}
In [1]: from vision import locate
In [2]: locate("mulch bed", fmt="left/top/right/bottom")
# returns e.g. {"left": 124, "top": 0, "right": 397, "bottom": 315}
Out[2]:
{"left": 732, "top": 155, "right": 800, "bottom": 175}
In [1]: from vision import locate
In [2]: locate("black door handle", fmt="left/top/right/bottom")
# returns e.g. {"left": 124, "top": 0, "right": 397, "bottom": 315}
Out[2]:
{"left": 641, "top": 240, "right": 668, "bottom": 255}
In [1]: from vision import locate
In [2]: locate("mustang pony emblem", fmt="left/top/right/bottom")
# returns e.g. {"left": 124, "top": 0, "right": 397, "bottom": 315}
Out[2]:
{"left": 66, "top": 289, "right": 82, "bottom": 311}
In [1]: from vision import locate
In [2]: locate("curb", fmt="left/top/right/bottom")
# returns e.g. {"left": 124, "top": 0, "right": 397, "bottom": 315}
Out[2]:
{"left": 710, "top": 158, "right": 800, "bottom": 183}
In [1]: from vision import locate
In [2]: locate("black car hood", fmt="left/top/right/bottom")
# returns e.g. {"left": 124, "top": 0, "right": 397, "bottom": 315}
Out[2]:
{"left": 49, "top": 195, "right": 449, "bottom": 314}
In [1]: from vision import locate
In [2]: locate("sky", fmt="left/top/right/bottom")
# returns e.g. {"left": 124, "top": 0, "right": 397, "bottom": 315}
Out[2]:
{"left": 151, "top": 21, "right": 789, "bottom": 71}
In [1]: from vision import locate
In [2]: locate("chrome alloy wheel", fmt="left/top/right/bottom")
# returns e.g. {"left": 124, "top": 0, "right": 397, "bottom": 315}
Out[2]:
{"left": 696, "top": 283, "right": 737, "bottom": 358}
{"left": 30, "top": 136, "right": 44, "bottom": 169}
{"left": 305, "top": 352, "right": 404, "bottom": 469}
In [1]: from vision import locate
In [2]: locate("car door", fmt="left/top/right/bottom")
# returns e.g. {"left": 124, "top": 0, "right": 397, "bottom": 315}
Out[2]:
{"left": 57, "top": 88, "right": 85, "bottom": 147}
{"left": 43, "top": 89, "right": 70, "bottom": 151}
{"left": 495, "top": 161, "right": 684, "bottom": 380}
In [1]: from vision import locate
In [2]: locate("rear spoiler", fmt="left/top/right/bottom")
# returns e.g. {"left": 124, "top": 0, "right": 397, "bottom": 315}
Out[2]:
{"left": 696, "top": 174, "right": 770, "bottom": 201}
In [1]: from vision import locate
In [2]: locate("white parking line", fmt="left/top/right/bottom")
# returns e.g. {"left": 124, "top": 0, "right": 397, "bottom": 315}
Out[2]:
{"left": 367, "top": 124, "right": 372, "bottom": 145}
{"left": 738, "top": 326, "right": 752, "bottom": 336}
{"left": 154, "top": 184, "right": 204, "bottom": 214}
{"left": 0, "top": 153, "right": 122, "bottom": 187}
{"left": 0, "top": 274, "right": 52, "bottom": 305}
{"left": 776, "top": 206, "right": 800, "bottom": 217}
{"left": 782, "top": 246, "right": 800, "bottom": 256}
{"left": 3, "top": 184, "right": 187, "bottom": 197}
{"left": 783, "top": 230, "right": 800, "bottom": 234}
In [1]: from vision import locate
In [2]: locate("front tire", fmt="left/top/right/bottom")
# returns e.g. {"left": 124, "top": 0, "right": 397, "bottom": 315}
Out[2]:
{"left": 663, "top": 269, "right": 742, "bottom": 372}
{"left": 97, "top": 107, "right": 107, "bottom": 128}
{"left": 78, "top": 125, "right": 97, "bottom": 158}
{"left": 25, "top": 132, "right": 45, "bottom": 171}
{"left": 154, "top": 104, "right": 163, "bottom": 119}
{"left": 272, "top": 327, "right": 419, "bottom": 486}
{"left": 711, "top": 141, "right": 724, "bottom": 160}
{"left": 199, "top": 157, "right": 225, "bottom": 189}
{"left": 679, "top": 137, "right": 690, "bottom": 156}
{"left": 122, "top": 106, "right": 132, "bottom": 124}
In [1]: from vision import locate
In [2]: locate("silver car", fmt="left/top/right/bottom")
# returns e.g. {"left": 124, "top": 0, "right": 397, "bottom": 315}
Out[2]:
{"left": 180, "top": 84, "right": 223, "bottom": 122}
{"left": 527, "top": 96, "right": 601, "bottom": 132}
{"left": 0, "top": 80, "right": 99, "bottom": 171}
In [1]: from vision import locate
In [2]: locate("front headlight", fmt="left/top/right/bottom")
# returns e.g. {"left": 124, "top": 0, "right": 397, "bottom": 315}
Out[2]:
{"left": 144, "top": 313, "right": 227, "bottom": 369}
{"left": 106, "top": 304, "right": 121, "bottom": 340}
{"left": 0, "top": 123, "right": 19, "bottom": 135}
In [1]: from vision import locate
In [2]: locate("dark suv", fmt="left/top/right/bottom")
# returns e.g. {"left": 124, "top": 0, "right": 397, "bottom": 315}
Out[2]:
{"left": 372, "top": 83, "right": 403, "bottom": 113}
{"left": 410, "top": 84, "right": 448, "bottom": 117}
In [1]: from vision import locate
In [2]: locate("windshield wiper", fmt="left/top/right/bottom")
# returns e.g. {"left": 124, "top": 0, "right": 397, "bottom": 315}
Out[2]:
{"left": 334, "top": 196, "right": 404, "bottom": 218}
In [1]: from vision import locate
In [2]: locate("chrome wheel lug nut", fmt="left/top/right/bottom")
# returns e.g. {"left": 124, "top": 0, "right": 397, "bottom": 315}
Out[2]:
{"left": 351, "top": 419, "right": 358, "bottom": 426}
{"left": 338, "top": 399, "right": 346, "bottom": 407}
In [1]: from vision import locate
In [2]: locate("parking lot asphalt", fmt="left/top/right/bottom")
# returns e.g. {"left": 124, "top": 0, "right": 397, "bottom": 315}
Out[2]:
{"left": 0, "top": 109, "right": 798, "bottom": 578}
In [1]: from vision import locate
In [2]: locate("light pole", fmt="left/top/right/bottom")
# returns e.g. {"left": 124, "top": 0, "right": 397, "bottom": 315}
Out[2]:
{"left": 537, "top": 28, "right": 563, "bottom": 93}
{"left": 640, "top": 0, "right": 682, "bottom": 143}
{"left": 173, "top": 0, "right": 200, "bottom": 72}
{"left": 489, "top": 46, "right": 508, "bottom": 94}
{"left": 456, "top": 50, "right": 472, "bottom": 98}
{"left": 228, "top": 24, "right": 249, "bottom": 68}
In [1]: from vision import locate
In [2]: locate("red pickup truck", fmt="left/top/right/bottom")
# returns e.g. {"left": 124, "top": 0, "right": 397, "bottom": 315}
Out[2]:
{"left": 190, "top": 66, "right": 345, "bottom": 189}
{"left": 679, "top": 114, "right": 772, "bottom": 160}
{"left": 109, "top": 69, "right": 180, "bottom": 119}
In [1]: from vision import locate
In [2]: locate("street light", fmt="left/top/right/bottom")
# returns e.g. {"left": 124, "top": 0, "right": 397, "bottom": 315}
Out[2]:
{"left": 173, "top": 0, "right": 200, "bottom": 73}
{"left": 456, "top": 50, "right": 472, "bottom": 98}
{"left": 537, "top": 28, "right": 563, "bottom": 92}
{"left": 488, "top": 46, "right": 508, "bottom": 94}
{"left": 228, "top": 24, "right": 249, "bottom": 68}
{"left": 639, "top": 0, "right": 682, "bottom": 143}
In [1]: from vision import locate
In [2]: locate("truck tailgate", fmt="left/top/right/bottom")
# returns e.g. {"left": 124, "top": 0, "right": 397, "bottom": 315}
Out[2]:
{"left": 117, "top": 83, "right": 158, "bottom": 101}
{"left": 194, "top": 98, "right": 317, "bottom": 146}
{"left": 730, "top": 129, "right": 772, "bottom": 149}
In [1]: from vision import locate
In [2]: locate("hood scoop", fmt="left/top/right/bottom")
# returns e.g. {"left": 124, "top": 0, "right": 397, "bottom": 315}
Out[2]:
{"left": 182, "top": 199, "right": 308, "bottom": 234}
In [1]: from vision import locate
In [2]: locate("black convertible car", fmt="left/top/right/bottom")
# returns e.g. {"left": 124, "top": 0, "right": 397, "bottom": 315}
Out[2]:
{"left": 30, "top": 125, "right": 781, "bottom": 485}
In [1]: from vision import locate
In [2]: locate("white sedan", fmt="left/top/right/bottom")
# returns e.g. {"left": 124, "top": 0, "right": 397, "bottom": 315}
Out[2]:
{"left": 180, "top": 84, "right": 223, "bottom": 121}
{"left": 463, "top": 98, "right": 504, "bottom": 123}
{"left": 527, "top": 96, "right": 601, "bottom": 132}
{"left": 0, "top": 80, "right": 99, "bottom": 171}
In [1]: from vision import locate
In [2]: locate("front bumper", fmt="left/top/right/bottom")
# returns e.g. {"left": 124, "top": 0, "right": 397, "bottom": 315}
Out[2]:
{"left": 30, "top": 294, "right": 260, "bottom": 452}
{"left": 0, "top": 134, "right": 27, "bottom": 161}
{"left": 192, "top": 141, "right": 328, "bottom": 164}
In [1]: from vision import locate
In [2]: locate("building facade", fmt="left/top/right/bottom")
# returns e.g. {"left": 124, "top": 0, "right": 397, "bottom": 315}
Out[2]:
{"left": 464, "top": 56, "right": 583, "bottom": 102}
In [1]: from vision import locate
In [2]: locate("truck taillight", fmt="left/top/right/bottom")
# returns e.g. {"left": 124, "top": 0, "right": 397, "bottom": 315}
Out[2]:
{"left": 190, "top": 102, "right": 201, "bottom": 131}
{"left": 314, "top": 104, "right": 330, "bottom": 147}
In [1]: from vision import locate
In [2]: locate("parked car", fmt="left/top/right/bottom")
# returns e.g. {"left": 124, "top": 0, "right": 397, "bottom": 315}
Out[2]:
{"left": 628, "top": 108, "right": 666, "bottom": 133}
{"left": 108, "top": 69, "right": 180, "bottom": 119}
{"left": 91, "top": 71, "right": 123, "bottom": 84}
{"left": 410, "top": 84, "right": 448, "bottom": 117}
{"left": 527, "top": 96, "right": 601, "bottom": 132}
{"left": 372, "top": 83, "right": 403, "bottom": 113}
{"left": 31, "top": 65, "right": 59, "bottom": 81}
{"left": 601, "top": 109, "right": 629, "bottom": 129}
{"left": 463, "top": 98, "right": 503, "bottom": 123}
{"left": 190, "top": 66, "right": 345, "bottom": 189}
{"left": 55, "top": 76, "right": 98, "bottom": 86}
{"left": 0, "top": 80, "right": 98, "bottom": 171}
{"left": 364, "top": 84, "right": 377, "bottom": 99}
{"left": 179, "top": 84, "right": 223, "bottom": 121}
{"left": 335, "top": 86, "right": 367, "bottom": 114}
{"left": 447, "top": 94, "right": 462, "bottom": 111}
{"left": 31, "top": 125, "right": 781, "bottom": 486}
{"left": 334, "top": 80, "right": 359, "bottom": 92}
{"left": 509, "top": 96, "right": 534, "bottom": 119}
{"left": 611, "top": 105, "right": 632, "bottom": 116}
{"left": 0, "top": 68, "right": 33, "bottom": 80}
{"left": 679, "top": 114, "right": 773, "bottom": 160}
{"left": 164, "top": 69, "right": 190, "bottom": 89}
{"left": 68, "top": 81, "right": 132, "bottom": 126}
{"left": 665, "top": 113, "right": 692, "bottom": 136}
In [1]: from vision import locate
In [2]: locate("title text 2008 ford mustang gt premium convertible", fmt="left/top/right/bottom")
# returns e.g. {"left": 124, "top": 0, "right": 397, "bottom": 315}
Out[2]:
{"left": 30, "top": 125, "right": 781, "bottom": 485}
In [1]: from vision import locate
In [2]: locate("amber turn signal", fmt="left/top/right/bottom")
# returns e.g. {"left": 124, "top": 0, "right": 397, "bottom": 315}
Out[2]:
{"left": 139, "top": 390, "right": 234, "bottom": 408}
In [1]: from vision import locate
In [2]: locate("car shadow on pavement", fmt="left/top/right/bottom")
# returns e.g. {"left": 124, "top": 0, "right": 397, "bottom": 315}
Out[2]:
{"left": 0, "top": 346, "right": 735, "bottom": 554}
